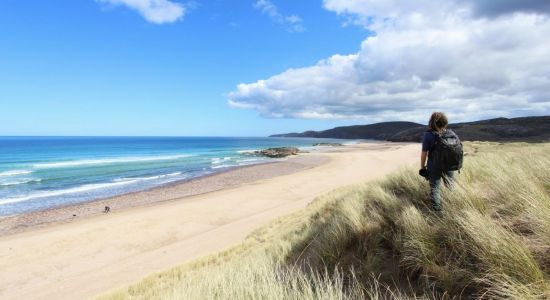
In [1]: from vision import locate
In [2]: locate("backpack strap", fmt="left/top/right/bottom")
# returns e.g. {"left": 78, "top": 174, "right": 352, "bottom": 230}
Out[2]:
{"left": 428, "top": 130, "right": 440, "bottom": 152}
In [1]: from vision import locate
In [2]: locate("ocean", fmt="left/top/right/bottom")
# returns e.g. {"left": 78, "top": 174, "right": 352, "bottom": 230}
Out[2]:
{"left": 0, "top": 136, "right": 353, "bottom": 216}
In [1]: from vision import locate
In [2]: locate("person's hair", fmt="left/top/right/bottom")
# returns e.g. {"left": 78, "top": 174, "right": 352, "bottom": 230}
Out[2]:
{"left": 428, "top": 112, "right": 448, "bottom": 132}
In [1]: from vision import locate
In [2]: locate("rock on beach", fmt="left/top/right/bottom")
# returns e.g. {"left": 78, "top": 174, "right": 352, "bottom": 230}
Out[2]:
{"left": 253, "top": 147, "right": 300, "bottom": 158}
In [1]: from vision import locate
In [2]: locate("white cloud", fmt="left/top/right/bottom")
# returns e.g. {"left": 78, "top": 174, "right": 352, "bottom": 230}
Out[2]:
{"left": 97, "top": 0, "right": 186, "bottom": 24}
{"left": 253, "top": 0, "right": 305, "bottom": 32}
{"left": 229, "top": 0, "right": 550, "bottom": 123}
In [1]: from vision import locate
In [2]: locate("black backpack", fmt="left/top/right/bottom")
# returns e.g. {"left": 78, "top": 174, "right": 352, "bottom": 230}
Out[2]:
{"left": 431, "top": 129, "right": 463, "bottom": 174}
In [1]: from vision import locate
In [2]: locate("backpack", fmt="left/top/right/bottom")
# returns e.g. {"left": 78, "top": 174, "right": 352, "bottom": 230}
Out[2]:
{"left": 431, "top": 129, "right": 463, "bottom": 174}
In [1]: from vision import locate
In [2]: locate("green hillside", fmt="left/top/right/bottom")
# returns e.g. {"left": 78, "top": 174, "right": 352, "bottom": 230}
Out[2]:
{"left": 272, "top": 116, "right": 550, "bottom": 143}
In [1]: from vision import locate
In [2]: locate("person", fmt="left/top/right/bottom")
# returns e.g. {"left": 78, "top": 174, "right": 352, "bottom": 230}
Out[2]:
{"left": 420, "top": 112, "right": 458, "bottom": 211}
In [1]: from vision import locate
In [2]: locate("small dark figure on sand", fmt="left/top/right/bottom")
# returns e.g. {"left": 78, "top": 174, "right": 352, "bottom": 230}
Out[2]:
{"left": 104, "top": 206, "right": 110, "bottom": 213}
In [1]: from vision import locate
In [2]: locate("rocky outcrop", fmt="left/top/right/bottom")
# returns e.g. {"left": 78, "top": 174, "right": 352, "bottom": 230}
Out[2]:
{"left": 253, "top": 147, "right": 300, "bottom": 158}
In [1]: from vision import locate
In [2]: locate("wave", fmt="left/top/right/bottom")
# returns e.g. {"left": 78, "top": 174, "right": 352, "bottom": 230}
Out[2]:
{"left": 211, "top": 157, "right": 232, "bottom": 164}
{"left": 236, "top": 158, "right": 265, "bottom": 163}
{"left": 0, "top": 180, "right": 140, "bottom": 205}
{"left": 0, "top": 178, "right": 41, "bottom": 186}
{"left": 211, "top": 157, "right": 268, "bottom": 169}
{"left": 211, "top": 164, "right": 236, "bottom": 169}
{"left": 0, "top": 170, "right": 33, "bottom": 177}
{"left": 32, "top": 154, "right": 194, "bottom": 169}
{"left": 0, "top": 171, "right": 187, "bottom": 205}
{"left": 113, "top": 172, "right": 183, "bottom": 182}
{"left": 237, "top": 149, "right": 258, "bottom": 154}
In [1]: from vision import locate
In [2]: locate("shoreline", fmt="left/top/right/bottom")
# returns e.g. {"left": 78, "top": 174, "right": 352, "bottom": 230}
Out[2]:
{"left": 0, "top": 142, "right": 419, "bottom": 300}
{"left": 0, "top": 153, "right": 330, "bottom": 236}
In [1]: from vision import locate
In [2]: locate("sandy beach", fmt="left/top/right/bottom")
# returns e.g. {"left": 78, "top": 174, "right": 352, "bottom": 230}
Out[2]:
{"left": 0, "top": 142, "right": 418, "bottom": 300}
{"left": 0, "top": 154, "right": 330, "bottom": 236}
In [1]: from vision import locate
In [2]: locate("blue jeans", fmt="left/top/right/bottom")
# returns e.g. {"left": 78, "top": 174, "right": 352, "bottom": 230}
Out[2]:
{"left": 429, "top": 171, "right": 455, "bottom": 211}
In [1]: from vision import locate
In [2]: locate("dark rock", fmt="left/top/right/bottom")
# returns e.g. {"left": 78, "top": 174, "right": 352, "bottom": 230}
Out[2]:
{"left": 254, "top": 147, "right": 300, "bottom": 158}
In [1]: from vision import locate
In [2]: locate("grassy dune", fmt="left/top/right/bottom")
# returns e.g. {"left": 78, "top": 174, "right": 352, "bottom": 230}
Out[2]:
{"left": 103, "top": 142, "right": 550, "bottom": 299}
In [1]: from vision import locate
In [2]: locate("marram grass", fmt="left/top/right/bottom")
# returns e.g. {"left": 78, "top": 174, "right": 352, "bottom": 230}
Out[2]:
{"left": 102, "top": 142, "right": 550, "bottom": 300}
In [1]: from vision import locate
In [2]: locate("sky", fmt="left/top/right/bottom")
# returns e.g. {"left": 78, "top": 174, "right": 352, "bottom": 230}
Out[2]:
{"left": 1, "top": 0, "right": 549, "bottom": 136}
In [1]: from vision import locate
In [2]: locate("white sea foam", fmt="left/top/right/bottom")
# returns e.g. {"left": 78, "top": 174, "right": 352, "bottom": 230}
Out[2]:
{"left": 0, "top": 170, "right": 33, "bottom": 177}
{"left": 211, "top": 164, "right": 236, "bottom": 169}
{"left": 32, "top": 154, "right": 194, "bottom": 169}
{"left": 237, "top": 149, "right": 258, "bottom": 154}
{"left": 0, "top": 180, "right": 139, "bottom": 205}
{"left": 237, "top": 158, "right": 264, "bottom": 163}
{"left": 113, "top": 172, "right": 183, "bottom": 182}
{"left": 238, "top": 161, "right": 267, "bottom": 166}
{"left": 0, "top": 171, "right": 187, "bottom": 205}
{"left": 211, "top": 157, "right": 231, "bottom": 164}
{"left": 0, "top": 178, "right": 41, "bottom": 186}
{"left": 211, "top": 157, "right": 267, "bottom": 169}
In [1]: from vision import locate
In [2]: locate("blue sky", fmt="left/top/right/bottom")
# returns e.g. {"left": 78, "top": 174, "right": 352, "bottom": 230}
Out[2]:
{"left": 0, "top": 0, "right": 367, "bottom": 136}
{"left": 2, "top": 0, "right": 550, "bottom": 136}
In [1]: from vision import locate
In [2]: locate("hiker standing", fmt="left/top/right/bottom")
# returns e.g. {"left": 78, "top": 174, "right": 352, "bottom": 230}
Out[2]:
{"left": 420, "top": 112, "right": 463, "bottom": 211}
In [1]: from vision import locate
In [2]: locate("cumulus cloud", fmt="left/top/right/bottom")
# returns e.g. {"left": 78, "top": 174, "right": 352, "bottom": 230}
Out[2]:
{"left": 253, "top": 0, "right": 305, "bottom": 32}
{"left": 229, "top": 0, "right": 550, "bottom": 123}
{"left": 97, "top": 0, "right": 186, "bottom": 24}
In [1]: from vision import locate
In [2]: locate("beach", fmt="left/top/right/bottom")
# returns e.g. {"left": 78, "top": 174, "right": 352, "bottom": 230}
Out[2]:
{"left": 0, "top": 154, "right": 330, "bottom": 236}
{"left": 0, "top": 142, "right": 418, "bottom": 300}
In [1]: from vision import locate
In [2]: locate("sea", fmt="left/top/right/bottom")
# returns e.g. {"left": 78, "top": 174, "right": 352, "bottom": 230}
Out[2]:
{"left": 0, "top": 136, "right": 355, "bottom": 216}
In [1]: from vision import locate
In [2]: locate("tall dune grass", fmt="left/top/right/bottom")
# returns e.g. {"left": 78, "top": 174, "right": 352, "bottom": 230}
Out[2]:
{"left": 103, "top": 142, "right": 550, "bottom": 300}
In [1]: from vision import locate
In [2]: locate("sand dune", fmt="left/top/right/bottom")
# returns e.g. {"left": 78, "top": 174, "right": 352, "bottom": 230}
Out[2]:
{"left": 0, "top": 143, "right": 418, "bottom": 300}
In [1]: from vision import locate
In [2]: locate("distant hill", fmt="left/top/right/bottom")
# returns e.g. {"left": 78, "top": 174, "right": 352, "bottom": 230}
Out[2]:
{"left": 270, "top": 116, "right": 550, "bottom": 142}
{"left": 270, "top": 121, "right": 422, "bottom": 140}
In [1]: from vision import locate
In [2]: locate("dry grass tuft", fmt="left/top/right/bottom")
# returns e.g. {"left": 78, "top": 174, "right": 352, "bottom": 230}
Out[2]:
{"left": 101, "top": 142, "right": 550, "bottom": 300}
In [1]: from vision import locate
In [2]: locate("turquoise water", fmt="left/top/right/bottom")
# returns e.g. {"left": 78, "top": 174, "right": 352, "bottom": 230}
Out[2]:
{"left": 0, "top": 137, "right": 353, "bottom": 216}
